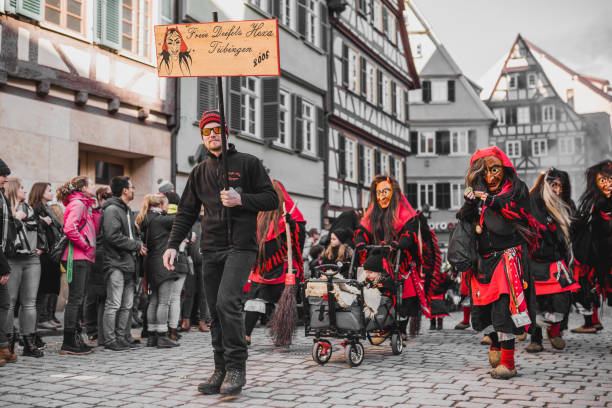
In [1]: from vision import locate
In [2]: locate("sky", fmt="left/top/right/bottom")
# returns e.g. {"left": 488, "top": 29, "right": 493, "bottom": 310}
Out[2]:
{"left": 412, "top": 0, "right": 612, "bottom": 87}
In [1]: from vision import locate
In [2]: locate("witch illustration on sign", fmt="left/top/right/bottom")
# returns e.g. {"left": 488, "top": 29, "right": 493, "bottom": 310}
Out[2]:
{"left": 158, "top": 27, "right": 192, "bottom": 76}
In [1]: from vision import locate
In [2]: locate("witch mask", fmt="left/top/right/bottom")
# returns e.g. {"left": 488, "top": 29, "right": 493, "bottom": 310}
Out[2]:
{"left": 376, "top": 180, "right": 393, "bottom": 209}
{"left": 483, "top": 156, "right": 504, "bottom": 193}
{"left": 596, "top": 172, "right": 612, "bottom": 198}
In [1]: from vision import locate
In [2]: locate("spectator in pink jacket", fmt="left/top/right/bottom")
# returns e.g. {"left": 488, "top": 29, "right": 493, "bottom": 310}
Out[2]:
{"left": 56, "top": 176, "right": 100, "bottom": 356}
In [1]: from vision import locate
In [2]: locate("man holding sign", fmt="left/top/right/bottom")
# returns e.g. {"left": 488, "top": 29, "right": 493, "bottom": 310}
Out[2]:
{"left": 163, "top": 111, "right": 278, "bottom": 396}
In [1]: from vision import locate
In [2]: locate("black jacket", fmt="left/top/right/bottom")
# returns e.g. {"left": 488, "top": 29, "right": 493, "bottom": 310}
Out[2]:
{"left": 141, "top": 210, "right": 179, "bottom": 289}
{"left": 102, "top": 197, "right": 142, "bottom": 277}
{"left": 167, "top": 144, "right": 279, "bottom": 252}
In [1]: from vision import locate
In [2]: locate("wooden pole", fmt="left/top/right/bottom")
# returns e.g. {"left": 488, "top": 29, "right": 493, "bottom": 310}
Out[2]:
{"left": 212, "top": 11, "right": 232, "bottom": 245}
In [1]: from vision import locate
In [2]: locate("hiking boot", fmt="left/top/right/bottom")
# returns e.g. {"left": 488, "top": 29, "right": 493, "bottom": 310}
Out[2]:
{"left": 436, "top": 318, "right": 443, "bottom": 330}
{"left": 198, "top": 369, "right": 226, "bottom": 395}
{"left": 122, "top": 337, "right": 141, "bottom": 349}
{"left": 104, "top": 340, "right": 130, "bottom": 351}
{"left": 490, "top": 364, "right": 518, "bottom": 379}
{"left": 22, "top": 335, "right": 44, "bottom": 358}
{"left": 525, "top": 342, "right": 543, "bottom": 353}
{"left": 594, "top": 323, "right": 603, "bottom": 331}
{"left": 0, "top": 347, "right": 17, "bottom": 363}
{"left": 146, "top": 333, "right": 158, "bottom": 347}
{"left": 429, "top": 319, "right": 436, "bottom": 330}
{"left": 547, "top": 330, "right": 566, "bottom": 350}
{"left": 480, "top": 335, "right": 492, "bottom": 345}
{"left": 220, "top": 368, "right": 246, "bottom": 396}
{"left": 169, "top": 328, "right": 180, "bottom": 341}
{"left": 488, "top": 348, "right": 501, "bottom": 368}
{"left": 571, "top": 325, "right": 597, "bottom": 334}
{"left": 454, "top": 321, "right": 470, "bottom": 330}
{"left": 516, "top": 332, "right": 527, "bottom": 341}
{"left": 75, "top": 331, "right": 94, "bottom": 353}
{"left": 199, "top": 321, "right": 211, "bottom": 332}
{"left": 180, "top": 319, "right": 190, "bottom": 332}
{"left": 60, "top": 330, "right": 93, "bottom": 355}
{"left": 157, "top": 333, "right": 179, "bottom": 348}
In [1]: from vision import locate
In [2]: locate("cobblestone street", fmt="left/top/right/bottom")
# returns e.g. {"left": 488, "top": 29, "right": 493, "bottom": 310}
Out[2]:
{"left": 1, "top": 311, "right": 611, "bottom": 408}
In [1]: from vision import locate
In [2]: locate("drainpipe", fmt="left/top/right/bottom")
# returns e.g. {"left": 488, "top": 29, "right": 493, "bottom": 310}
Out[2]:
{"left": 322, "top": 9, "right": 334, "bottom": 229}
{"left": 169, "top": 0, "right": 183, "bottom": 185}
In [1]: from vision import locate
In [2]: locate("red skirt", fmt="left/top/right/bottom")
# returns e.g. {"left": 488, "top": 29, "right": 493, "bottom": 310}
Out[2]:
{"left": 534, "top": 260, "right": 580, "bottom": 296}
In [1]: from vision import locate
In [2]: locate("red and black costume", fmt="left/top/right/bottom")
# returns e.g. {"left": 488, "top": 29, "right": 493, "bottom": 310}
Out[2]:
{"left": 243, "top": 182, "right": 306, "bottom": 339}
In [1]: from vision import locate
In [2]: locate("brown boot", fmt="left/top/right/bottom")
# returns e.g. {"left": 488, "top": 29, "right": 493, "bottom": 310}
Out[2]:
{"left": 480, "top": 335, "right": 492, "bottom": 345}
{"left": 199, "top": 321, "right": 210, "bottom": 332}
{"left": 525, "top": 342, "right": 543, "bottom": 353}
{"left": 169, "top": 328, "right": 180, "bottom": 341}
{"left": 0, "top": 347, "right": 17, "bottom": 363}
{"left": 488, "top": 347, "right": 501, "bottom": 368}
{"left": 547, "top": 330, "right": 566, "bottom": 350}
{"left": 180, "top": 319, "right": 190, "bottom": 332}
{"left": 516, "top": 332, "right": 527, "bottom": 341}
{"left": 571, "top": 325, "right": 597, "bottom": 334}
{"left": 371, "top": 331, "right": 390, "bottom": 345}
{"left": 490, "top": 363, "right": 518, "bottom": 379}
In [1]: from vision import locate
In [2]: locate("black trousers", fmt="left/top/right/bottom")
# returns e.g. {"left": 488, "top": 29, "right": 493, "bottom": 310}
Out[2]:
{"left": 85, "top": 272, "right": 106, "bottom": 342}
{"left": 63, "top": 260, "right": 91, "bottom": 331}
{"left": 202, "top": 249, "right": 256, "bottom": 371}
{"left": 0, "top": 282, "right": 9, "bottom": 347}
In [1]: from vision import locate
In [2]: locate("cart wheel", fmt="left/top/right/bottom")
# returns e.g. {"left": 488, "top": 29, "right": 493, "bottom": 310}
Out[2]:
{"left": 312, "top": 340, "right": 332, "bottom": 365}
{"left": 345, "top": 342, "right": 364, "bottom": 367}
{"left": 391, "top": 333, "right": 403, "bottom": 355}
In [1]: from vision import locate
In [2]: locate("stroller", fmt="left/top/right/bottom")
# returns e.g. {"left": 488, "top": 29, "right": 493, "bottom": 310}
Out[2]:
{"left": 301, "top": 245, "right": 405, "bottom": 367}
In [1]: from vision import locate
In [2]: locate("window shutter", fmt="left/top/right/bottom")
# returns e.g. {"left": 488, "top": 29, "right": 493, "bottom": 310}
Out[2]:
{"left": 404, "top": 90, "right": 409, "bottom": 122}
{"left": 391, "top": 82, "right": 397, "bottom": 116}
{"left": 338, "top": 133, "right": 346, "bottom": 178}
{"left": 342, "top": 44, "right": 349, "bottom": 88}
{"left": 95, "top": 0, "right": 102, "bottom": 42}
{"left": 374, "top": 149, "right": 381, "bottom": 175}
{"left": 382, "top": 7, "right": 388, "bottom": 35}
{"left": 320, "top": 2, "right": 328, "bottom": 52}
{"left": 262, "top": 78, "right": 280, "bottom": 141}
{"left": 228, "top": 77, "right": 242, "bottom": 133}
{"left": 468, "top": 130, "right": 477, "bottom": 153}
{"left": 436, "top": 183, "right": 451, "bottom": 210}
{"left": 406, "top": 183, "right": 418, "bottom": 208}
{"left": 357, "top": 143, "right": 365, "bottom": 184}
{"left": 422, "top": 80, "right": 431, "bottom": 103}
{"left": 435, "top": 131, "right": 450, "bottom": 155}
{"left": 377, "top": 70, "right": 383, "bottom": 108}
{"left": 292, "top": 95, "right": 303, "bottom": 152}
{"left": 547, "top": 138, "right": 556, "bottom": 152}
{"left": 517, "top": 73, "right": 526, "bottom": 90}
{"left": 523, "top": 140, "right": 531, "bottom": 158}
{"left": 389, "top": 156, "right": 395, "bottom": 178}
{"left": 99, "top": 0, "right": 122, "bottom": 50}
{"left": 316, "top": 106, "right": 326, "bottom": 159}
{"left": 360, "top": 56, "right": 367, "bottom": 97}
{"left": 15, "top": 0, "right": 42, "bottom": 21}
{"left": 270, "top": 0, "right": 280, "bottom": 17}
{"left": 297, "top": 0, "right": 307, "bottom": 37}
{"left": 410, "top": 131, "right": 418, "bottom": 155}
{"left": 197, "top": 78, "right": 218, "bottom": 121}
{"left": 448, "top": 80, "right": 455, "bottom": 102}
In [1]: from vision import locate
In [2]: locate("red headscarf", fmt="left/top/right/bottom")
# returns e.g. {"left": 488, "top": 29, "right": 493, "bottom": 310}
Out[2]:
{"left": 361, "top": 194, "right": 417, "bottom": 235}
{"left": 162, "top": 27, "right": 188, "bottom": 53}
{"left": 470, "top": 146, "right": 515, "bottom": 172}
{"left": 264, "top": 180, "right": 305, "bottom": 241}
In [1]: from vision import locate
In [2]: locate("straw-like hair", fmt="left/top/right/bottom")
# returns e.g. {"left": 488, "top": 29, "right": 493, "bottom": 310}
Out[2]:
{"left": 135, "top": 194, "right": 167, "bottom": 229}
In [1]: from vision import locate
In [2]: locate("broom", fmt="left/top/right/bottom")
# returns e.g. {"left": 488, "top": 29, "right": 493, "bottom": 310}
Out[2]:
{"left": 269, "top": 203, "right": 297, "bottom": 347}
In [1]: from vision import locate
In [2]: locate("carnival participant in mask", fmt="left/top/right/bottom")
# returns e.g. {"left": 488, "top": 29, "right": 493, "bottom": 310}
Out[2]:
{"left": 354, "top": 175, "right": 441, "bottom": 342}
{"left": 243, "top": 180, "right": 305, "bottom": 346}
{"left": 453, "top": 146, "right": 540, "bottom": 379}
{"left": 525, "top": 169, "right": 578, "bottom": 353}
{"left": 571, "top": 159, "right": 612, "bottom": 334}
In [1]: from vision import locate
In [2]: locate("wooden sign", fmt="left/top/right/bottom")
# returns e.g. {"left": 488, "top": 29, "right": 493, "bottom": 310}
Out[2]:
{"left": 154, "top": 19, "right": 280, "bottom": 78}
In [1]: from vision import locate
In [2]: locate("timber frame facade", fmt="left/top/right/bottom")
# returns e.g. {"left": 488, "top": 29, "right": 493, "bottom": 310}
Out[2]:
{"left": 326, "top": 0, "right": 419, "bottom": 222}
{"left": 486, "top": 35, "right": 586, "bottom": 189}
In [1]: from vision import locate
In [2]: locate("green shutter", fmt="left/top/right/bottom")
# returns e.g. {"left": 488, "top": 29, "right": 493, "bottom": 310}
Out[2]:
{"left": 100, "top": 0, "right": 122, "bottom": 50}
{"left": 17, "top": 0, "right": 43, "bottom": 21}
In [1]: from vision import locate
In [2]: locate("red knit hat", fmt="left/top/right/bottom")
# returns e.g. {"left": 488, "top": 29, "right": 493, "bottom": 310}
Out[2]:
{"left": 199, "top": 110, "right": 228, "bottom": 135}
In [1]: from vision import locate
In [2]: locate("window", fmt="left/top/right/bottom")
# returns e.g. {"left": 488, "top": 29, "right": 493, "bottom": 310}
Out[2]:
{"left": 95, "top": 161, "right": 124, "bottom": 185}
{"left": 121, "top": 0, "right": 153, "bottom": 59}
{"left": 280, "top": 0, "right": 293, "bottom": 28}
{"left": 451, "top": 131, "right": 468, "bottom": 155}
{"left": 566, "top": 89, "right": 574, "bottom": 109}
{"left": 431, "top": 81, "right": 447, "bottom": 103}
{"left": 517, "top": 106, "right": 530, "bottom": 124}
{"left": 532, "top": 139, "right": 548, "bottom": 157}
{"left": 451, "top": 183, "right": 465, "bottom": 209}
{"left": 345, "top": 138, "right": 356, "bottom": 182}
{"left": 364, "top": 146, "right": 373, "bottom": 185}
{"left": 240, "top": 77, "right": 259, "bottom": 137}
{"left": 44, "top": 0, "right": 85, "bottom": 34}
{"left": 396, "top": 85, "right": 404, "bottom": 121}
{"left": 419, "top": 132, "right": 435, "bottom": 155}
{"left": 160, "top": 0, "right": 174, "bottom": 24}
{"left": 494, "top": 108, "right": 506, "bottom": 125}
{"left": 303, "top": 100, "right": 317, "bottom": 154}
{"left": 381, "top": 153, "right": 389, "bottom": 176}
{"left": 436, "top": 183, "right": 451, "bottom": 210}
{"left": 508, "top": 74, "right": 517, "bottom": 90}
{"left": 506, "top": 141, "right": 521, "bottom": 158}
{"left": 528, "top": 73, "right": 536, "bottom": 88}
{"left": 249, "top": 0, "right": 270, "bottom": 12}
{"left": 366, "top": 62, "right": 376, "bottom": 104}
{"left": 542, "top": 105, "right": 555, "bottom": 122}
{"left": 373, "top": 0, "right": 382, "bottom": 31}
{"left": 277, "top": 91, "right": 291, "bottom": 148}
{"left": 394, "top": 159, "right": 403, "bottom": 185}
{"left": 559, "top": 137, "right": 575, "bottom": 155}
{"left": 357, "top": 0, "right": 367, "bottom": 14}
{"left": 382, "top": 74, "right": 391, "bottom": 113}
{"left": 305, "top": 0, "right": 318, "bottom": 46}
{"left": 419, "top": 183, "right": 435, "bottom": 208}
{"left": 348, "top": 48, "right": 359, "bottom": 93}
{"left": 386, "top": 12, "right": 396, "bottom": 44}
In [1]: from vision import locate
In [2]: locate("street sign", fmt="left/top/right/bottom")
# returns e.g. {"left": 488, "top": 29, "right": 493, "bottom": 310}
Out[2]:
{"left": 154, "top": 19, "right": 280, "bottom": 78}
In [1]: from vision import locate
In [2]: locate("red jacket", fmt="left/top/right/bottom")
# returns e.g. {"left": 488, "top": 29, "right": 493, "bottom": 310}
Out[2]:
{"left": 62, "top": 192, "right": 101, "bottom": 263}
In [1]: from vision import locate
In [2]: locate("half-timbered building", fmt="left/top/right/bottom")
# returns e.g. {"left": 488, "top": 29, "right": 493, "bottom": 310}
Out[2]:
{"left": 484, "top": 35, "right": 594, "bottom": 190}
{"left": 0, "top": 1, "right": 175, "bottom": 204}
{"left": 325, "top": 0, "right": 419, "bottom": 223}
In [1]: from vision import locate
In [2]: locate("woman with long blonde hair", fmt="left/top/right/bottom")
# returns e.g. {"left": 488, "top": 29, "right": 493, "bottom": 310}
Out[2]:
{"left": 525, "top": 169, "right": 578, "bottom": 353}
{"left": 136, "top": 193, "right": 180, "bottom": 348}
